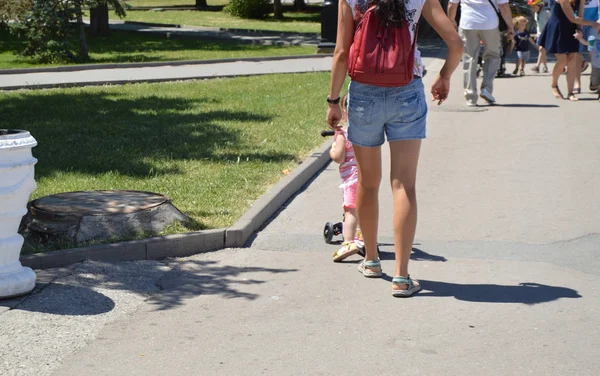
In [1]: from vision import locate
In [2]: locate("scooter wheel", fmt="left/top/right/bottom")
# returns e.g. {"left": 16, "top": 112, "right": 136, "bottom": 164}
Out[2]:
{"left": 323, "top": 222, "right": 334, "bottom": 244}
{"left": 332, "top": 222, "right": 343, "bottom": 236}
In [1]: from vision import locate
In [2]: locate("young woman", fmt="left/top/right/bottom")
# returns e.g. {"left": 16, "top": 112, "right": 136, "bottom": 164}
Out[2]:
{"left": 537, "top": 0, "right": 600, "bottom": 100}
{"left": 325, "top": 0, "right": 463, "bottom": 297}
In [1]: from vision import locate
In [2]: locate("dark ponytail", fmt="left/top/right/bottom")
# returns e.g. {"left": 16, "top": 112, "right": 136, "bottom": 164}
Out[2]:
{"left": 373, "top": 0, "right": 407, "bottom": 28}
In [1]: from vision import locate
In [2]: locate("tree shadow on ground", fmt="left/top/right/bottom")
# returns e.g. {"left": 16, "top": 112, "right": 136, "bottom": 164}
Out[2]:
{"left": 0, "top": 90, "right": 295, "bottom": 178}
{"left": 411, "top": 280, "right": 581, "bottom": 305}
{"left": 0, "top": 29, "right": 313, "bottom": 68}
{"left": 149, "top": 259, "right": 298, "bottom": 310}
{"left": 486, "top": 103, "right": 560, "bottom": 108}
{"left": 0, "top": 284, "right": 115, "bottom": 315}
{"left": 378, "top": 246, "right": 448, "bottom": 262}
{"left": 88, "top": 31, "right": 310, "bottom": 59}
{"left": 2, "top": 259, "right": 298, "bottom": 315}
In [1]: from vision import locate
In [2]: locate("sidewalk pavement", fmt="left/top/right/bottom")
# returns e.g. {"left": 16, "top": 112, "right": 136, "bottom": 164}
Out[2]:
{"left": 0, "top": 55, "right": 334, "bottom": 90}
{"left": 1, "top": 57, "right": 600, "bottom": 375}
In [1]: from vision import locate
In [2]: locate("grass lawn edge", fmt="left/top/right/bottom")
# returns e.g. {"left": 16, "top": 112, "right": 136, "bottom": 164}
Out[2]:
{"left": 20, "top": 140, "right": 332, "bottom": 270}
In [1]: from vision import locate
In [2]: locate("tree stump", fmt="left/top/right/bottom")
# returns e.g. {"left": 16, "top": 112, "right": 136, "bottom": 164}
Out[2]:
{"left": 24, "top": 191, "right": 189, "bottom": 244}
{"left": 90, "top": 4, "right": 110, "bottom": 36}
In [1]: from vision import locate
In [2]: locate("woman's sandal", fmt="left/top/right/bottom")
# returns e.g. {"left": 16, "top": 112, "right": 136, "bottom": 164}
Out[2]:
{"left": 552, "top": 85, "right": 563, "bottom": 99}
{"left": 568, "top": 94, "right": 580, "bottom": 101}
{"left": 392, "top": 275, "right": 422, "bottom": 298}
{"left": 357, "top": 259, "right": 382, "bottom": 278}
{"left": 572, "top": 87, "right": 581, "bottom": 94}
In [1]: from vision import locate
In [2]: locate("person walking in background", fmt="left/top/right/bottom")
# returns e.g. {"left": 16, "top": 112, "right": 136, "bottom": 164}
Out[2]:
{"left": 574, "top": 0, "right": 599, "bottom": 92}
{"left": 574, "top": 27, "right": 600, "bottom": 93}
{"left": 448, "top": 0, "right": 515, "bottom": 106}
{"left": 510, "top": 16, "right": 539, "bottom": 75}
{"left": 537, "top": 0, "right": 600, "bottom": 100}
{"left": 529, "top": 0, "right": 552, "bottom": 72}
{"left": 326, "top": 0, "right": 463, "bottom": 297}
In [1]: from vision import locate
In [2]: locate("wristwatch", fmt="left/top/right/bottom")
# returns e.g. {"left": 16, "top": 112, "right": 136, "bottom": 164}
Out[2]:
{"left": 327, "top": 96, "right": 340, "bottom": 105}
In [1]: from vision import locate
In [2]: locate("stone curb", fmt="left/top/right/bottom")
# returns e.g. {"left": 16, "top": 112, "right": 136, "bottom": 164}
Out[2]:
{"left": 225, "top": 140, "right": 332, "bottom": 247}
{"left": 0, "top": 54, "right": 331, "bottom": 76}
{"left": 19, "top": 140, "right": 332, "bottom": 270}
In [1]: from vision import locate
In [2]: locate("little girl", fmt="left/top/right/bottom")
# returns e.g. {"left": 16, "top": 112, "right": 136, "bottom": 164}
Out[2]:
{"left": 528, "top": 0, "right": 550, "bottom": 73}
{"left": 330, "top": 94, "right": 363, "bottom": 262}
{"left": 511, "top": 16, "right": 539, "bottom": 76}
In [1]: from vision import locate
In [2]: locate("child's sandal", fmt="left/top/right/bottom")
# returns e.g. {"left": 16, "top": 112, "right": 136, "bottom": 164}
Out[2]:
{"left": 392, "top": 275, "right": 422, "bottom": 298}
{"left": 332, "top": 242, "right": 359, "bottom": 262}
{"left": 357, "top": 259, "right": 382, "bottom": 278}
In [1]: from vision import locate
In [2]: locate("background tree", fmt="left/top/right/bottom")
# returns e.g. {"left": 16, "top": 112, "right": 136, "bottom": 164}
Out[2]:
{"left": 89, "top": 0, "right": 126, "bottom": 36}
{"left": 5, "top": 0, "right": 125, "bottom": 63}
{"left": 273, "top": 0, "right": 283, "bottom": 19}
{"left": 294, "top": 0, "right": 306, "bottom": 11}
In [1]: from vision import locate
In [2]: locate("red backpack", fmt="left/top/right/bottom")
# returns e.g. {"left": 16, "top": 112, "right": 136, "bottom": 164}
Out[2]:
{"left": 348, "top": 6, "right": 416, "bottom": 87}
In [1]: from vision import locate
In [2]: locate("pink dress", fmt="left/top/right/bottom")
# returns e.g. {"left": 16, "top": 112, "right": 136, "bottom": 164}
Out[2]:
{"left": 335, "top": 128, "right": 358, "bottom": 210}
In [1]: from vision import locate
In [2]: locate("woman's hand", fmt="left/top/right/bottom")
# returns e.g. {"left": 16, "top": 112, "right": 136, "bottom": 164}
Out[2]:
{"left": 422, "top": 0, "right": 463, "bottom": 105}
{"left": 431, "top": 75, "right": 451, "bottom": 105}
{"left": 326, "top": 105, "right": 343, "bottom": 130}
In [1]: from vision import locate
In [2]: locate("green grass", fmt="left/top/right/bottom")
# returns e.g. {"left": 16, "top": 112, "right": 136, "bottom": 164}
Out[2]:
{"left": 0, "top": 29, "right": 316, "bottom": 69}
{"left": 112, "top": 9, "right": 321, "bottom": 34}
{"left": 0, "top": 73, "right": 331, "bottom": 253}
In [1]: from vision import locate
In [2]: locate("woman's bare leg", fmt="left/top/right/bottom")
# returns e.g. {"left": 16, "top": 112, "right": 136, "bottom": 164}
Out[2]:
{"left": 553, "top": 54, "right": 567, "bottom": 98}
{"left": 541, "top": 47, "right": 548, "bottom": 69}
{"left": 567, "top": 53, "right": 578, "bottom": 100}
{"left": 389, "top": 140, "right": 421, "bottom": 290}
{"left": 353, "top": 145, "right": 382, "bottom": 263}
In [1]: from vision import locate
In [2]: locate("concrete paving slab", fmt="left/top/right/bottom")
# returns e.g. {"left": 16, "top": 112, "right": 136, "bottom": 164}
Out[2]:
{"left": 0, "top": 260, "right": 171, "bottom": 376}
{"left": 52, "top": 247, "right": 599, "bottom": 376}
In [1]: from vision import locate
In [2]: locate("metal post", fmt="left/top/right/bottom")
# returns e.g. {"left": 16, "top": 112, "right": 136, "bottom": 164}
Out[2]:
{"left": 317, "top": 0, "right": 338, "bottom": 53}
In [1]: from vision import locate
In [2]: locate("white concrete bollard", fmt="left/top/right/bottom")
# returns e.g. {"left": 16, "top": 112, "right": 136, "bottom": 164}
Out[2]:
{"left": 0, "top": 129, "right": 37, "bottom": 299}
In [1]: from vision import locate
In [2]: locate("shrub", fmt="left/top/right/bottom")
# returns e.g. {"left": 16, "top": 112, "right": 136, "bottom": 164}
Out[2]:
{"left": 224, "top": 0, "right": 271, "bottom": 19}
{"left": 5, "top": 0, "right": 126, "bottom": 64}
{"left": 10, "top": 0, "right": 79, "bottom": 63}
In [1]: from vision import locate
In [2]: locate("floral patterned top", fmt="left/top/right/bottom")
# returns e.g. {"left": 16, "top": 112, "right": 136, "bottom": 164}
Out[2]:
{"left": 346, "top": 0, "right": 427, "bottom": 77}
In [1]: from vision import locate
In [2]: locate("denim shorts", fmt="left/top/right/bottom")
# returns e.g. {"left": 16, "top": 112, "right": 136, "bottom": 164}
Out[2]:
{"left": 347, "top": 78, "right": 427, "bottom": 148}
{"left": 517, "top": 51, "right": 530, "bottom": 61}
